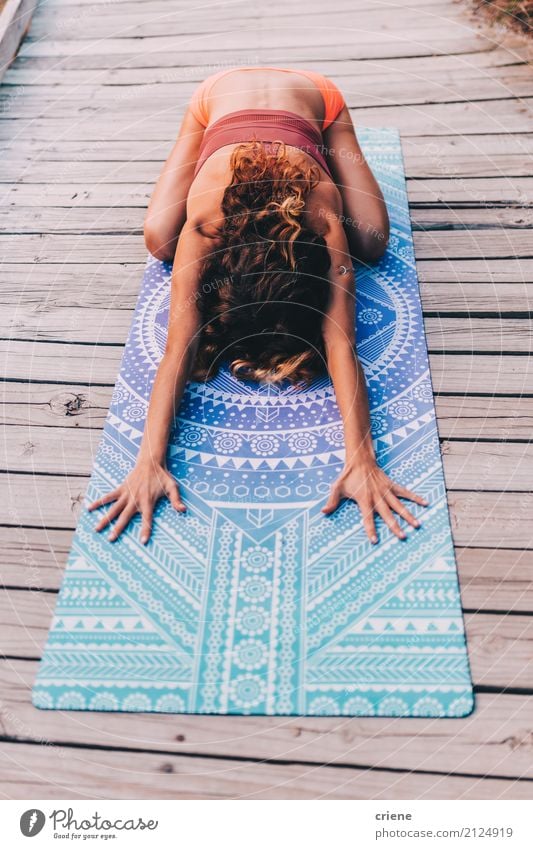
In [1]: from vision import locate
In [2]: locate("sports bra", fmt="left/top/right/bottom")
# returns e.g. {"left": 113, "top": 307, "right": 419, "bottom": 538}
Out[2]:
{"left": 193, "top": 109, "right": 334, "bottom": 178}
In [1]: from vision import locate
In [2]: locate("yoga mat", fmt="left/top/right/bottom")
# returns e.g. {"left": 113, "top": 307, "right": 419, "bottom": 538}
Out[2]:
{"left": 33, "top": 129, "right": 474, "bottom": 717}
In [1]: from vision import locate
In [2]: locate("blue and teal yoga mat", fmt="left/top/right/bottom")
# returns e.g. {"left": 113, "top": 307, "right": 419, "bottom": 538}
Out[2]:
{"left": 33, "top": 129, "right": 474, "bottom": 717}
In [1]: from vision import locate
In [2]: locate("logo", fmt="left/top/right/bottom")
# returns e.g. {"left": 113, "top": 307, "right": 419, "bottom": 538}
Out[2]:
{"left": 20, "top": 809, "right": 46, "bottom": 837}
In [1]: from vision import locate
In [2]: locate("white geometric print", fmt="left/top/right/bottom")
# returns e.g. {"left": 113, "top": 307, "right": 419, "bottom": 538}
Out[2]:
{"left": 32, "top": 129, "right": 474, "bottom": 716}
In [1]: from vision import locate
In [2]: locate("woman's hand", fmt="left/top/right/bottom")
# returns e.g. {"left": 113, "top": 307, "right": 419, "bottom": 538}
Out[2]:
{"left": 322, "top": 459, "right": 429, "bottom": 544}
{"left": 88, "top": 461, "right": 186, "bottom": 544}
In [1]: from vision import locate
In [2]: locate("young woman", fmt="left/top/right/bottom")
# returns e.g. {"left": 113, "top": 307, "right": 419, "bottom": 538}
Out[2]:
{"left": 89, "top": 67, "right": 428, "bottom": 545}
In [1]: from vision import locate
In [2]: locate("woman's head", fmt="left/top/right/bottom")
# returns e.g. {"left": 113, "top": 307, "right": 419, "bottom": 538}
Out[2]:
{"left": 191, "top": 140, "right": 332, "bottom": 385}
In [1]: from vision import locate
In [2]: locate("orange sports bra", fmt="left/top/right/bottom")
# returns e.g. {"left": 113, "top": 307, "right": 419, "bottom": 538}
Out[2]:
{"left": 193, "top": 109, "right": 334, "bottom": 178}
{"left": 189, "top": 66, "right": 345, "bottom": 131}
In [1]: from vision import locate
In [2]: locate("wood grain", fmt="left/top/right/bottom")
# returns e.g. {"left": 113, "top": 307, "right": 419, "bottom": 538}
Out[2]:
{"left": 2, "top": 739, "right": 532, "bottom": 799}
{"left": 0, "top": 659, "right": 532, "bottom": 778}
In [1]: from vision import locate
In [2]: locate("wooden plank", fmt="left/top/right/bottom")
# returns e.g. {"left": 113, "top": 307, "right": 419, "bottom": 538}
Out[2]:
{"left": 2, "top": 425, "right": 533, "bottom": 490}
{"left": 412, "top": 208, "right": 533, "bottom": 229}
{"left": 5, "top": 384, "right": 533, "bottom": 439}
{"left": 2, "top": 141, "right": 533, "bottom": 180}
{"left": 449, "top": 492, "right": 533, "bottom": 549}
{"left": 403, "top": 135, "right": 533, "bottom": 179}
{"left": 0, "top": 339, "right": 125, "bottom": 384}
{"left": 2, "top": 342, "right": 530, "bottom": 394}
{"left": 0, "top": 589, "right": 57, "bottom": 655}
{"left": 0, "top": 526, "right": 72, "bottom": 587}
{"left": 4, "top": 205, "right": 533, "bottom": 234}
{"left": 0, "top": 424, "right": 100, "bottom": 474}
{"left": 2, "top": 475, "right": 533, "bottom": 547}
{"left": 3, "top": 303, "right": 134, "bottom": 343}
{"left": 27, "top": 2, "right": 478, "bottom": 41}
{"left": 458, "top": 548, "right": 533, "bottom": 612}
{"left": 418, "top": 260, "right": 533, "bottom": 284}
{"left": 3, "top": 259, "right": 533, "bottom": 294}
{"left": 0, "top": 263, "right": 143, "bottom": 309}
{"left": 4, "top": 150, "right": 533, "bottom": 187}
{"left": 7, "top": 62, "right": 531, "bottom": 98}
{"left": 17, "top": 4, "right": 494, "bottom": 38}
{"left": 413, "top": 231, "right": 533, "bottom": 260}
{"left": 0, "top": 473, "right": 90, "bottom": 528}
{"left": 1, "top": 382, "right": 112, "bottom": 428}
{"left": 2, "top": 738, "right": 532, "bottom": 799}
{"left": 0, "top": 206, "right": 146, "bottom": 232}
{"left": 1, "top": 182, "right": 152, "bottom": 205}
{"left": 425, "top": 320, "right": 533, "bottom": 353}
{"left": 2, "top": 64, "right": 533, "bottom": 111}
{"left": 1, "top": 586, "right": 531, "bottom": 687}
{"left": 4, "top": 300, "right": 533, "bottom": 347}
{"left": 8, "top": 37, "right": 529, "bottom": 74}
{"left": 434, "top": 395, "right": 533, "bottom": 439}
{"left": 18, "top": 28, "right": 491, "bottom": 60}
{"left": 422, "top": 284, "right": 533, "bottom": 312}
{"left": 1, "top": 231, "right": 532, "bottom": 263}
{"left": 408, "top": 178, "right": 533, "bottom": 205}
{"left": 1, "top": 660, "right": 532, "bottom": 778}
{"left": 442, "top": 442, "right": 533, "bottom": 491}
{"left": 2, "top": 97, "right": 532, "bottom": 139}
{"left": 0, "top": 234, "right": 150, "bottom": 264}
{"left": 3, "top": 178, "right": 531, "bottom": 208}
{"left": 40, "top": 0, "right": 462, "bottom": 8}
{"left": 5, "top": 47, "right": 529, "bottom": 86}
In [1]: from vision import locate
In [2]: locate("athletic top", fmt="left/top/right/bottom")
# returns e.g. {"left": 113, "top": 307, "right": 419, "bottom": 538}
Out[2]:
{"left": 193, "top": 109, "right": 334, "bottom": 178}
{"left": 189, "top": 67, "right": 345, "bottom": 131}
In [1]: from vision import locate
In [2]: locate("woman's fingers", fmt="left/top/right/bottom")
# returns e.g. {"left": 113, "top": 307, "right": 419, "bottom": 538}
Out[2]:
{"left": 385, "top": 491, "right": 421, "bottom": 529}
{"left": 358, "top": 499, "right": 378, "bottom": 544}
{"left": 88, "top": 488, "right": 121, "bottom": 512}
{"left": 392, "top": 482, "right": 429, "bottom": 506}
{"left": 140, "top": 503, "right": 154, "bottom": 545}
{"left": 94, "top": 497, "right": 127, "bottom": 532}
{"left": 108, "top": 503, "right": 137, "bottom": 542}
{"left": 375, "top": 497, "right": 407, "bottom": 540}
{"left": 166, "top": 481, "right": 187, "bottom": 513}
{"left": 321, "top": 482, "right": 343, "bottom": 515}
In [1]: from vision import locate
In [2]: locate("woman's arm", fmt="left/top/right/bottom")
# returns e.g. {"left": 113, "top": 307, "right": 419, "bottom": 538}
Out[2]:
{"left": 144, "top": 107, "right": 206, "bottom": 262}
{"left": 321, "top": 216, "right": 428, "bottom": 543}
{"left": 88, "top": 218, "right": 214, "bottom": 543}
{"left": 322, "top": 105, "right": 389, "bottom": 264}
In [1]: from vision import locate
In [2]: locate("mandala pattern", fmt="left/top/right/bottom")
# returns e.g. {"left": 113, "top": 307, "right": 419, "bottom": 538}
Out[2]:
{"left": 33, "top": 129, "right": 474, "bottom": 717}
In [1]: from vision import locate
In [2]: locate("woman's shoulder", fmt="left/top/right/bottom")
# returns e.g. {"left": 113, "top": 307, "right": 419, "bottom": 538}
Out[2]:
{"left": 306, "top": 177, "right": 343, "bottom": 235}
{"left": 186, "top": 172, "right": 227, "bottom": 237}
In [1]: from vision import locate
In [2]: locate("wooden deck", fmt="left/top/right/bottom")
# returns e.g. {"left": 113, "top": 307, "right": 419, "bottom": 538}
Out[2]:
{"left": 1, "top": 0, "right": 533, "bottom": 800}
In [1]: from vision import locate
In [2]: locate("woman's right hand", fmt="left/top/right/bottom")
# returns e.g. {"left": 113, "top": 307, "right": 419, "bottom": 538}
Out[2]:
{"left": 88, "top": 461, "right": 186, "bottom": 544}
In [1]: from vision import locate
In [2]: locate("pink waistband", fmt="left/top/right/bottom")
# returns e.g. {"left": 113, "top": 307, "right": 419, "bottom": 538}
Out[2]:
{"left": 194, "top": 109, "right": 332, "bottom": 177}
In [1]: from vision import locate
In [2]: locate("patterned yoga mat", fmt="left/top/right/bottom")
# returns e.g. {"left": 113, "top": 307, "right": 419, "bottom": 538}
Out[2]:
{"left": 33, "top": 129, "right": 474, "bottom": 717}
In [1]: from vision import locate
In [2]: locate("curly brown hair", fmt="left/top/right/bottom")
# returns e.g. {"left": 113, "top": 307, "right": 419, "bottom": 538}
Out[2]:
{"left": 191, "top": 140, "right": 332, "bottom": 385}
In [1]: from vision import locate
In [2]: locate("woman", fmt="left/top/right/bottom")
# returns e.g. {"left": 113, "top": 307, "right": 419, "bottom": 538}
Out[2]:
{"left": 89, "top": 66, "right": 428, "bottom": 545}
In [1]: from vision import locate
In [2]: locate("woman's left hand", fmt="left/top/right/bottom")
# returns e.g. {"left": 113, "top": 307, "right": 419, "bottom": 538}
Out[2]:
{"left": 322, "top": 459, "right": 429, "bottom": 544}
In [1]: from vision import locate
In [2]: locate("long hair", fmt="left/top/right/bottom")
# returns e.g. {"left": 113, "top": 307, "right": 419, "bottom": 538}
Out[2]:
{"left": 191, "top": 140, "right": 332, "bottom": 385}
